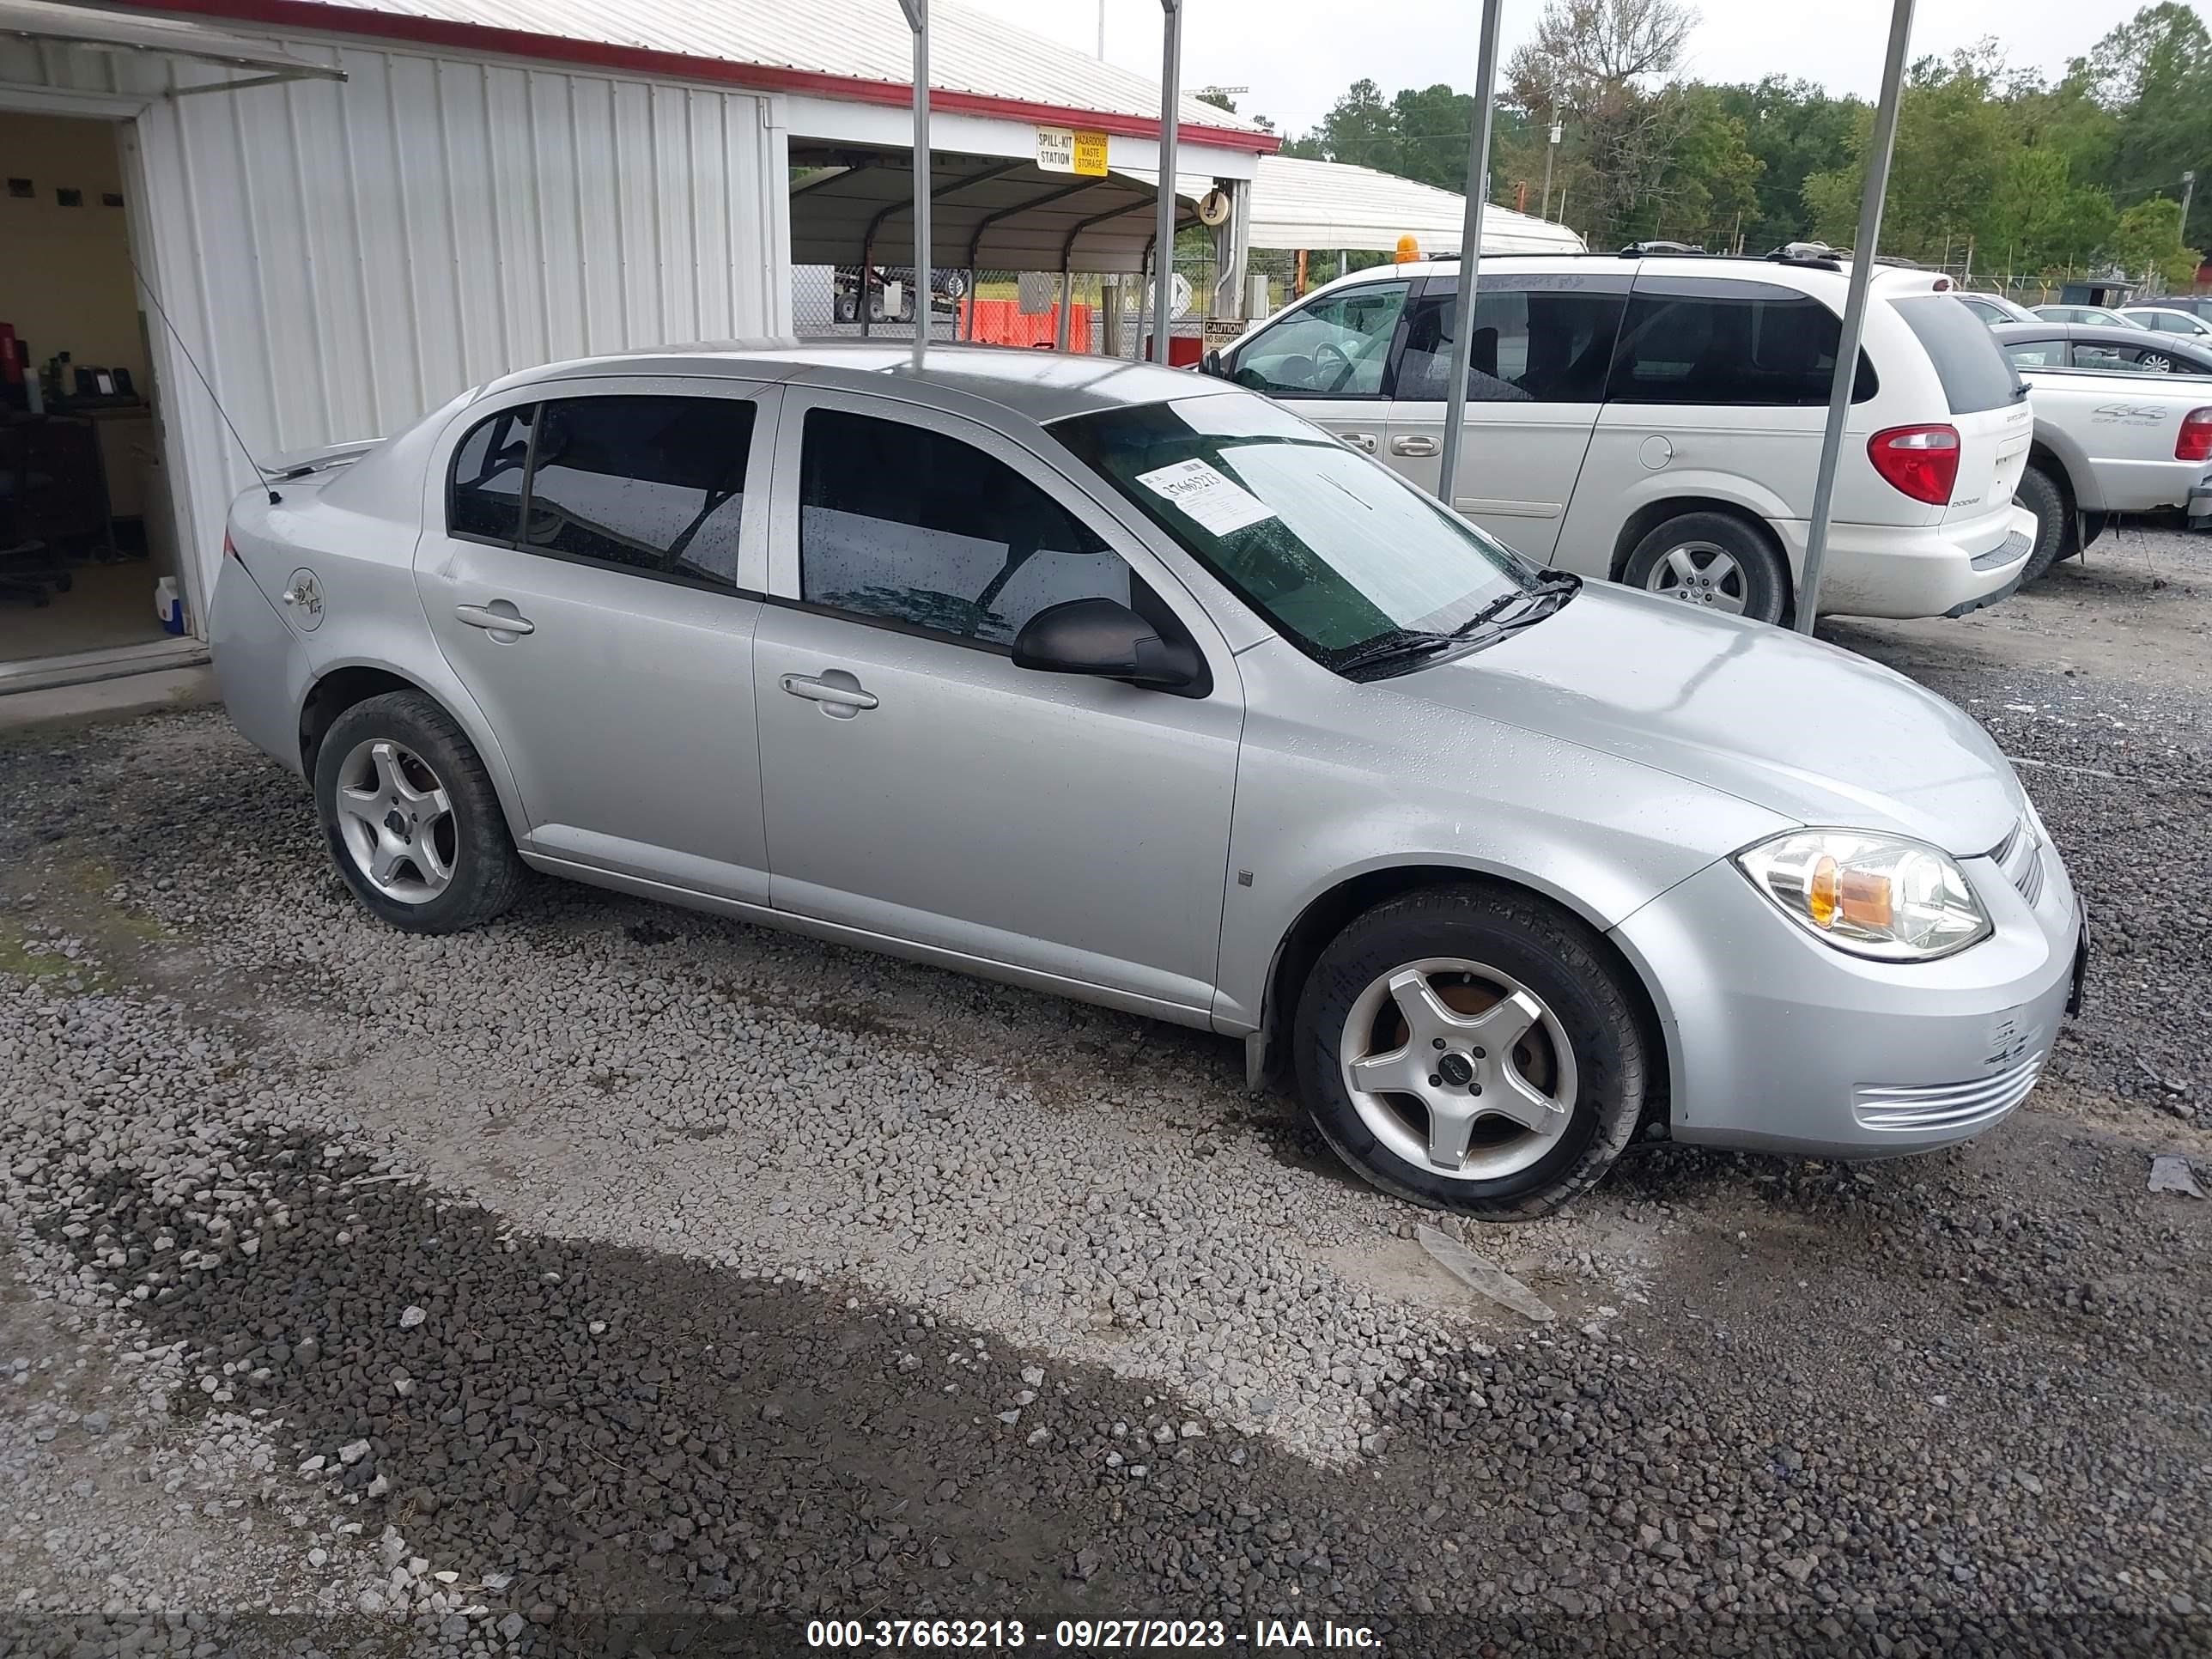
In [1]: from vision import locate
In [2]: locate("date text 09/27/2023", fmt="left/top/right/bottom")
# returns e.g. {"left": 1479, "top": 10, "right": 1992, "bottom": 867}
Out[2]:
{"left": 804, "top": 1618, "right": 1382, "bottom": 1650}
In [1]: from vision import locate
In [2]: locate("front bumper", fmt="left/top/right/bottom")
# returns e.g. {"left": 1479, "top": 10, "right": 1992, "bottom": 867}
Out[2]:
{"left": 1610, "top": 825, "right": 2081, "bottom": 1159}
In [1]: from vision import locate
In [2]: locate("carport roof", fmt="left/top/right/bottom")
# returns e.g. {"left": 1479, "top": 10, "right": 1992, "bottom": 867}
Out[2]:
{"left": 1243, "top": 156, "right": 1586, "bottom": 255}
{"left": 792, "top": 153, "right": 1211, "bottom": 275}
{"left": 106, "top": 0, "right": 1276, "bottom": 149}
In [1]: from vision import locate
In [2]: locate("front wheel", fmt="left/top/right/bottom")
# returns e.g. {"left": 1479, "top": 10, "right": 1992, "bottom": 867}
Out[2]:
{"left": 1292, "top": 885, "right": 1650, "bottom": 1219}
{"left": 1622, "top": 511, "right": 1790, "bottom": 625}
{"left": 313, "top": 690, "right": 524, "bottom": 935}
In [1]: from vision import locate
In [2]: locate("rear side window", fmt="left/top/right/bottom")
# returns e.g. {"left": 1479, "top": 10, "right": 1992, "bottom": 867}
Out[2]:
{"left": 2002, "top": 339, "right": 2066, "bottom": 368}
{"left": 798, "top": 408, "right": 1126, "bottom": 647}
{"left": 1607, "top": 283, "right": 1875, "bottom": 405}
{"left": 1893, "top": 295, "right": 2023, "bottom": 414}
{"left": 1395, "top": 284, "right": 1627, "bottom": 404}
{"left": 448, "top": 407, "right": 533, "bottom": 542}
{"left": 523, "top": 396, "right": 755, "bottom": 589}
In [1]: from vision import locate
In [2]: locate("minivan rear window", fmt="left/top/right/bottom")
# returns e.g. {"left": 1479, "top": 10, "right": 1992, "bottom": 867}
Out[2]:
{"left": 1893, "top": 295, "right": 2023, "bottom": 415}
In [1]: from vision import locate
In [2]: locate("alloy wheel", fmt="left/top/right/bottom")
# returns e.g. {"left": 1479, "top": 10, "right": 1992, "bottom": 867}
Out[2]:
{"left": 1645, "top": 540, "right": 1748, "bottom": 614}
{"left": 1338, "top": 957, "right": 1579, "bottom": 1181}
{"left": 333, "top": 738, "right": 458, "bottom": 904}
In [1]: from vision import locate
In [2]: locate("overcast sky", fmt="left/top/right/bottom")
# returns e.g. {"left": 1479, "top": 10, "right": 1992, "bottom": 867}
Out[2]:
{"left": 957, "top": 0, "right": 2205, "bottom": 133}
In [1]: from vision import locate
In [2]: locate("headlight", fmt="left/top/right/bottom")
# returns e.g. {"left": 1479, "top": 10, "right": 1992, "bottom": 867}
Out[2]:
{"left": 1735, "top": 830, "right": 1990, "bottom": 961}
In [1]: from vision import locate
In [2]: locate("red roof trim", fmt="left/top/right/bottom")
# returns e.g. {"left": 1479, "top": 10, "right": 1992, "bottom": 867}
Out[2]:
{"left": 115, "top": 0, "right": 1281, "bottom": 152}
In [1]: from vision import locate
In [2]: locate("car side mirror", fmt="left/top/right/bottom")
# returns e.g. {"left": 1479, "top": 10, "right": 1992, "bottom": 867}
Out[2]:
{"left": 1011, "top": 598, "right": 1200, "bottom": 690}
{"left": 1200, "top": 349, "right": 1225, "bottom": 378}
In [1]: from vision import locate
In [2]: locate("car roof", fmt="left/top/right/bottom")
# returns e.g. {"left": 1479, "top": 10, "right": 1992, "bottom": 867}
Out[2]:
{"left": 478, "top": 338, "right": 1223, "bottom": 425}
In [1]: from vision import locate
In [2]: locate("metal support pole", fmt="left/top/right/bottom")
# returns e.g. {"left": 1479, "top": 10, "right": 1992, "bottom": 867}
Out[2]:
{"left": 1056, "top": 264, "right": 1073, "bottom": 350}
{"left": 1797, "top": 0, "right": 1914, "bottom": 634}
{"left": 1152, "top": 0, "right": 1182, "bottom": 364}
{"left": 1434, "top": 0, "right": 1504, "bottom": 510}
{"left": 896, "top": 0, "right": 931, "bottom": 371}
{"left": 1540, "top": 121, "right": 1559, "bottom": 221}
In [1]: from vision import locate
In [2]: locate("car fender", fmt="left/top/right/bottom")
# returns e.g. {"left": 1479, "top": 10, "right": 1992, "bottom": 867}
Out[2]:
{"left": 2027, "top": 416, "right": 2104, "bottom": 513}
{"left": 298, "top": 636, "right": 534, "bottom": 844}
{"left": 1578, "top": 470, "right": 1797, "bottom": 582}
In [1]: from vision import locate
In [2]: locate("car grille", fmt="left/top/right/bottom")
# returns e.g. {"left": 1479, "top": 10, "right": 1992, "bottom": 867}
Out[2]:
{"left": 1989, "top": 817, "right": 2045, "bottom": 906}
{"left": 1972, "top": 528, "right": 2033, "bottom": 570}
{"left": 1853, "top": 1052, "right": 2045, "bottom": 1133}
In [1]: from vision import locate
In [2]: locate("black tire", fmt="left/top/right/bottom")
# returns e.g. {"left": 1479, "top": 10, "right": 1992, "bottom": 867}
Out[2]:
{"left": 2014, "top": 465, "right": 2069, "bottom": 586}
{"left": 1620, "top": 510, "right": 1790, "bottom": 625}
{"left": 1291, "top": 884, "right": 1650, "bottom": 1220}
{"left": 313, "top": 690, "right": 524, "bottom": 935}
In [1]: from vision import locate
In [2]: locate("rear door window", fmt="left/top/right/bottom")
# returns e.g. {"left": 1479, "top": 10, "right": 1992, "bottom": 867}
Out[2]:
{"left": 523, "top": 395, "right": 756, "bottom": 590}
{"left": 1394, "top": 281, "right": 1627, "bottom": 404}
{"left": 1892, "top": 295, "right": 2022, "bottom": 414}
{"left": 1607, "top": 281, "right": 1875, "bottom": 405}
{"left": 2002, "top": 339, "right": 2067, "bottom": 368}
{"left": 1227, "top": 282, "right": 1410, "bottom": 398}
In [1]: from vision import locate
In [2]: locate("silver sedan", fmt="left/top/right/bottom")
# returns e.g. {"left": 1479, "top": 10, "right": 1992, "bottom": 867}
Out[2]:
{"left": 211, "top": 343, "right": 2086, "bottom": 1218}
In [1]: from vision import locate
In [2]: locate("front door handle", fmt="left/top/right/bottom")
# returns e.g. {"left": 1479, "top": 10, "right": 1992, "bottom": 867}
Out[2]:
{"left": 1338, "top": 431, "right": 1379, "bottom": 453}
{"left": 1390, "top": 434, "right": 1440, "bottom": 458}
{"left": 781, "top": 672, "right": 878, "bottom": 715}
{"left": 456, "top": 602, "right": 534, "bottom": 635}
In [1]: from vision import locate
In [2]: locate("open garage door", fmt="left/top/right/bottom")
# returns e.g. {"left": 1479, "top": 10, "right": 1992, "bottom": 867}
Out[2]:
{"left": 0, "top": 0, "right": 344, "bottom": 94}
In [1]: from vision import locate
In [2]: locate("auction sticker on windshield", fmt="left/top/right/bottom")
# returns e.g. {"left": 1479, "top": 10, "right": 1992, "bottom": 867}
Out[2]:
{"left": 1134, "top": 458, "right": 1277, "bottom": 537}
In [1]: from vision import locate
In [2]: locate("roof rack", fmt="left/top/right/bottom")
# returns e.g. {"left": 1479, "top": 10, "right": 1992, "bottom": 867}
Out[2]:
{"left": 1617, "top": 240, "right": 1708, "bottom": 258}
{"left": 1765, "top": 241, "right": 1844, "bottom": 271}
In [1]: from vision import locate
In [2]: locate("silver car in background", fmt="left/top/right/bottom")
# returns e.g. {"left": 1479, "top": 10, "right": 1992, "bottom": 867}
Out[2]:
{"left": 211, "top": 343, "right": 2086, "bottom": 1218}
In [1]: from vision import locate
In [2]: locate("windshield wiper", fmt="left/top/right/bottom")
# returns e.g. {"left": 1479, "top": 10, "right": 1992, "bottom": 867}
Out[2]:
{"left": 1334, "top": 574, "right": 1582, "bottom": 679}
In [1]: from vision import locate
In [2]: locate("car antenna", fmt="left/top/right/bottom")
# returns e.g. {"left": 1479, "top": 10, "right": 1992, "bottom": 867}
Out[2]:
{"left": 125, "top": 249, "right": 283, "bottom": 504}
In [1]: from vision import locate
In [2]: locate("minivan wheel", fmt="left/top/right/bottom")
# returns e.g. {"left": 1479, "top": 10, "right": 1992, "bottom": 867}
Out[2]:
{"left": 1293, "top": 885, "right": 1649, "bottom": 1219}
{"left": 1623, "top": 512, "right": 1789, "bottom": 625}
{"left": 313, "top": 690, "right": 524, "bottom": 935}
{"left": 2014, "top": 465, "right": 2070, "bottom": 586}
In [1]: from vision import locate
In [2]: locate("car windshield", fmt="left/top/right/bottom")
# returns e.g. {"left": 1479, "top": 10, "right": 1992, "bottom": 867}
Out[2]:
{"left": 1051, "top": 392, "right": 1545, "bottom": 672}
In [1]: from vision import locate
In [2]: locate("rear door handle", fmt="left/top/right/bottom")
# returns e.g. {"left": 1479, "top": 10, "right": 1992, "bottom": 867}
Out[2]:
{"left": 456, "top": 602, "right": 534, "bottom": 635}
{"left": 1390, "top": 435, "right": 1440, "bottom": 458}
{"left": 1338, "top": 431, "right": 1379, "bottom": 453}
{"left": 781, "top": 672, "right": 878, "bottom": 714}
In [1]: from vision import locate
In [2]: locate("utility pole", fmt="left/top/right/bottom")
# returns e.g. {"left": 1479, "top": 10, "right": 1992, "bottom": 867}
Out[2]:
{"left": 2184, "top": 170, "right": 2197, "bottom": 251}
{"left": 1540, "top": 119, "right": 1560, "bottom": 221}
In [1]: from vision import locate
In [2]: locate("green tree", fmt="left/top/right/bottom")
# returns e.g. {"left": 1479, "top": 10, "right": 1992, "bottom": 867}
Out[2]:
{"left": 2112, "top": 196, "right": 2201, "bottom": 284}
{"left": 1706, "top": 77, "right": 1861, "bottom": 250}
{"left": 2071, "top": 6, "right": 2212, "bottom": 246}
{"left": 1389, "top": 84, "right": 1479, "bottom": 191}
{"left": 1802, "top": 46, "right": 2016, "bottom": 263}
{"left": 1981, "top": 148, "right": 2114, "bottom": 278}
{"left": 1650, "top": 86, "right": 1763, "bottom": 246}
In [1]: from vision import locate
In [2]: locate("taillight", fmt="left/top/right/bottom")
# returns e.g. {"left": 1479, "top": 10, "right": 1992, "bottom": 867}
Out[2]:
{"left": 223, "top": 531, "right": 242, "bottom": 562}
{"left": 2178, "top": 408, "right": 2212, "bottom": 462}
{"left": 1867, "top": 423, "right": 1960, "bottom": 506}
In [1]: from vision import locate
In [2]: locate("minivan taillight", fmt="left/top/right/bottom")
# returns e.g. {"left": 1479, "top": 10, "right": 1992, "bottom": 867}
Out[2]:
{"left": 1868, "top": 423, "right": 1960, "bottom": 505}
{"left": 223, "top": 531, "right": 241, "bottom": 562}
{"left": 2177, "top": 408, "right": 2212, "bottom": 462}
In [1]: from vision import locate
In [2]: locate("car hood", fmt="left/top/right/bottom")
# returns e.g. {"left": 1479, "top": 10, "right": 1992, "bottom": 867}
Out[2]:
{"left": 1395, "top": 582, "right": 2022, "bottom": 854}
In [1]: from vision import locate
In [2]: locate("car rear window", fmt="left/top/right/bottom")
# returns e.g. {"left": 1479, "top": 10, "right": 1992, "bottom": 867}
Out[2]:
{"left": 1892, "top": 295, "right": 2022, "bottom": 414}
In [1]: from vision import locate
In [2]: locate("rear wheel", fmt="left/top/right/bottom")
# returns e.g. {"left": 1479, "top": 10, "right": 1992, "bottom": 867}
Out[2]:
{"left": 1292, "top": 885, "right": 1650, "bottom": 1219}
{"left": 313, "top": 690, "right": 524, "bottom": 935}
{"left": 2014, "top": 464, "right": 2070, "bottom": 586}
{"left": 1622, "top": 511, "right": 1789, "bottom": 625}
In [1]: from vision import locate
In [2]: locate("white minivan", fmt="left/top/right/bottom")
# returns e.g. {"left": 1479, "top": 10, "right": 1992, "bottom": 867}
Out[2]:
{"left": 1211, "top": 252, "right": 2038, "bottom": 624}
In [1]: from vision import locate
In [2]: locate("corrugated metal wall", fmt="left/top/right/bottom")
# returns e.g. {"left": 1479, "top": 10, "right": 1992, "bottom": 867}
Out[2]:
{"left": 0, "top": 33, "right": 790, "bottom": 619}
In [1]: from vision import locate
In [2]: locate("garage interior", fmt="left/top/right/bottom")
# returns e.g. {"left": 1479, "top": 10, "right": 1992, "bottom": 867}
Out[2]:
{"left": 0, "top": 107, "right": 179, "bottom": 665}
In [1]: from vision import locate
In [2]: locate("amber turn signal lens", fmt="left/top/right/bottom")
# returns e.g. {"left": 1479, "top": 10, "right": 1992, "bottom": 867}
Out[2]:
{"left": 1808, "top": 856, "right": 1839, "bottom": 927}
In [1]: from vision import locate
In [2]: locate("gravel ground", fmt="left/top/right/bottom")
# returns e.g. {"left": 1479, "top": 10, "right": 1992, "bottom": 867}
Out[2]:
{"left": 2, "top": 526, "right": 2209, "bottom": 1657}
